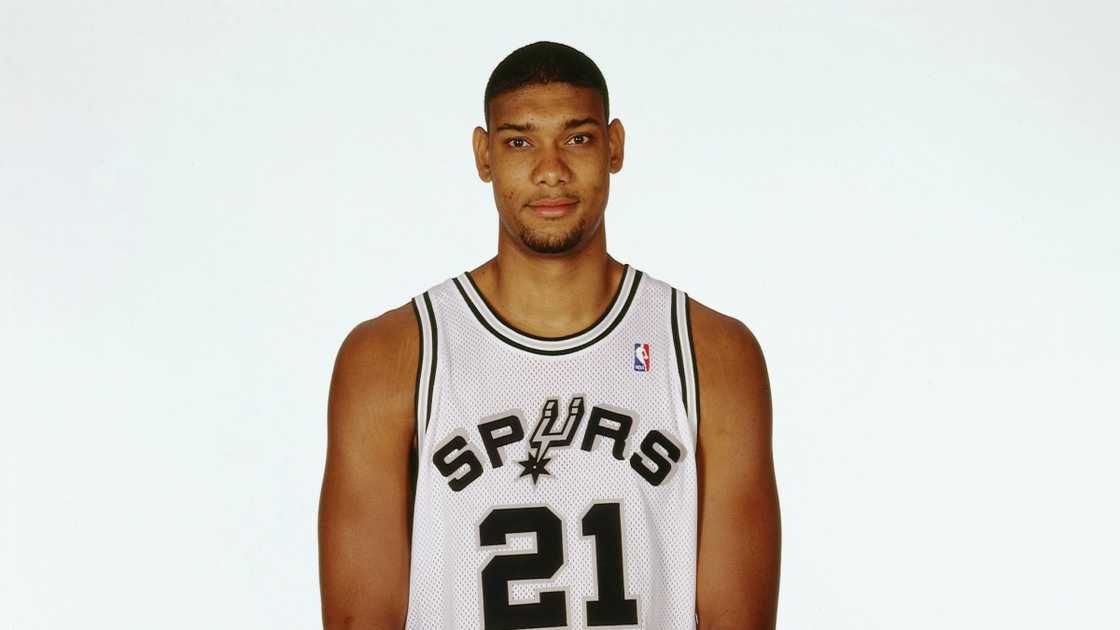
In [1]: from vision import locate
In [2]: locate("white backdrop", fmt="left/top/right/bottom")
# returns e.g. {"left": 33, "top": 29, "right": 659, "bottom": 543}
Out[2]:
{"left": 3, "top": 2, "right": 1118, "bottom": 628}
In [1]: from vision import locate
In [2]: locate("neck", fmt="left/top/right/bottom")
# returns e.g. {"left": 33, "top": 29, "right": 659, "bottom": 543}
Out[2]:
{"left": 468, "top": 230, "right": 623, "bottom": 339}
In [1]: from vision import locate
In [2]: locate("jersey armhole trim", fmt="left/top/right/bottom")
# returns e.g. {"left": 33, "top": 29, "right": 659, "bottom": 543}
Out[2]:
{"left": 685, "top": 292, "right": 701, "bottom": 437}
{"left": 412, "top": 291, "right": 438, "bottom": 440}
{"left": 671, "top": 288, "right": 700, "bottom": 439}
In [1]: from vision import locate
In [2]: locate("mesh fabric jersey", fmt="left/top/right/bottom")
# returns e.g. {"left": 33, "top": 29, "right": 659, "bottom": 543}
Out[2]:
{"left": 405, "top": 263, "right": 701, "bottom": 630}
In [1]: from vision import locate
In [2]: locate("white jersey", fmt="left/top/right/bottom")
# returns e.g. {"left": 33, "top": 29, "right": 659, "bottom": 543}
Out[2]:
{"left": 404, "top": 262, "right": 701, "bottom": 630}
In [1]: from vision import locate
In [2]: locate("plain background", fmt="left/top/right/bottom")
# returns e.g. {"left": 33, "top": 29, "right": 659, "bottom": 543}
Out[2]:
{"left": 3, "top": 1, "right": 1118, "bottom": 628}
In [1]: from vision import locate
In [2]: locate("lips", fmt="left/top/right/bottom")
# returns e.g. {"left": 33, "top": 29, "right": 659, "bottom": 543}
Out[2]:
{"left": 529, "top": 196, "right": 579, "bottom": 207}
{"left": 528, "top": 197, "right": 578, "bottom": 218}
{"left": 528, "top": 196, "right": 579, "bottom": 217}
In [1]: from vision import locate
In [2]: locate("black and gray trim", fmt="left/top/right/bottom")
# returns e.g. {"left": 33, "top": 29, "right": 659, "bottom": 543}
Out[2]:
{"left": 411, "top": 291, "right": 438, "bottom": 438}
{"left": 670, "top": 288, "right": 700, "bottom": 438}
{"left": 452, "top": 264, "right": 643, "bottom": 356}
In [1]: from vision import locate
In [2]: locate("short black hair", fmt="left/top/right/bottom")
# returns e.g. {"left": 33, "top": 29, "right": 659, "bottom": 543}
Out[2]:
{"left": 483, "top": 41, "right": 609, "bottom": 128}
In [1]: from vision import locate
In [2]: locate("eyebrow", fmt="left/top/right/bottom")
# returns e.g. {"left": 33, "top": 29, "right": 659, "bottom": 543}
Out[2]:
{"left": 493, "top": 117, "right": 601, "bottom": 133}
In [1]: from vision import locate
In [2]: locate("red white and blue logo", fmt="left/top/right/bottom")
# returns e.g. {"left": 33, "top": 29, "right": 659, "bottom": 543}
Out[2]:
{"left": 633, "top": 342, "right": 651, "bottom": 372}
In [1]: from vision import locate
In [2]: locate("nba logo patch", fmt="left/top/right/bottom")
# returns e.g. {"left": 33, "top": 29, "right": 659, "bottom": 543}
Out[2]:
{"left": 633, "top": 342, "right": 651, "bottom": 372}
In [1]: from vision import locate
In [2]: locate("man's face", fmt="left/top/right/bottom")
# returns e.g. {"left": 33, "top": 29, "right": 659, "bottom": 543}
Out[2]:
{"left": 472, "top": 82, "right": 625, "bottom": 255}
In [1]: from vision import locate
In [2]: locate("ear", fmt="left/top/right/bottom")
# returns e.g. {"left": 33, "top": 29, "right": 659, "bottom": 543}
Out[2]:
{"left": 472, "top": 126, "right": 492, "bottom": 182}
{"left": 607, "top": 118, "right": 625, "bottom": 174}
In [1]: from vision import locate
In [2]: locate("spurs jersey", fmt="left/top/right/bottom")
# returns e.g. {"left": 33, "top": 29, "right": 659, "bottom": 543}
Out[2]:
{"left": 404, "top": 263, "right": 701, "bottom": 630}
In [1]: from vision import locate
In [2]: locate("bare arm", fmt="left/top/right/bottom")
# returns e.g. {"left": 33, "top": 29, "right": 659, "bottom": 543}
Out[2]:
{"left": 692, "top": 299, "right": 781, "bottom": 630}
{"left": 318, "top": 304, "right": 418, "bottom": 630}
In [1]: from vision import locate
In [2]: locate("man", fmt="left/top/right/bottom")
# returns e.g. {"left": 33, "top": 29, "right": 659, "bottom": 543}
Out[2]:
{"left": 318, "top": 41, "right": 780, "bottom": 629}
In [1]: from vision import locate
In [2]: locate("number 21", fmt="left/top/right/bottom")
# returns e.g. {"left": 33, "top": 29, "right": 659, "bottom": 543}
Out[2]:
{"left": 478, "top": 501, "right": 639, "bottom": 629}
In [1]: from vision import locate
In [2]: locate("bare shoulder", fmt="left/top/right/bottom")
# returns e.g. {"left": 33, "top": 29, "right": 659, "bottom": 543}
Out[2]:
{"left": 686, "top": 295, "right": 771, "bottom": 435}
{"left": 329, "top": 300, "right": 420, "bottom": 435}
{"left": 688, "top": 296, "right": 781, "bottom": 629}
{"left": 319, "top": 300, "right": 420, "bottom": 626}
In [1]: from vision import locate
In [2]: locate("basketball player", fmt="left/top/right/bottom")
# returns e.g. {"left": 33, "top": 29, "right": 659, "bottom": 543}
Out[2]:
{"left": 318, "top": 41, "right": 780, "bottom": 629}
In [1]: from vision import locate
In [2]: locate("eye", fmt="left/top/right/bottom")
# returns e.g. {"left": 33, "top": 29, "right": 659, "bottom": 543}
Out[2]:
{"left": 568, "top": 133, "right": 592, "bottom": 145}
{"left": 506, "top": 137, "right": 530, "bottom": 149}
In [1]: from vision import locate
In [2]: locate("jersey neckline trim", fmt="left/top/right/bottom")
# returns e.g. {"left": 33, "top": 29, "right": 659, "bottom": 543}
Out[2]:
{"left": 452, "top": 263, "right": 643, "bottom": 355}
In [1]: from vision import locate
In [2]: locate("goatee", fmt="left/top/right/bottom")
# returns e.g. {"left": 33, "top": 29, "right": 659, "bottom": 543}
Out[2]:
{"left": 520, "top": 217, "right": 587, "bottom": 254}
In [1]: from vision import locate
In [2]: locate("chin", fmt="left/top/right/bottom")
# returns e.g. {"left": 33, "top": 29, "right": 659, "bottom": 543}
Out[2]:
{"left": 519, "top": 218, "right": 587, "bottom": 254}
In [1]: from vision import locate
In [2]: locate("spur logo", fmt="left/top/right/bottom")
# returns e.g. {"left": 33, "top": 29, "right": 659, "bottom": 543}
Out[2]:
{"left": 430, "top": 394, "right": 685, "bottom": 491}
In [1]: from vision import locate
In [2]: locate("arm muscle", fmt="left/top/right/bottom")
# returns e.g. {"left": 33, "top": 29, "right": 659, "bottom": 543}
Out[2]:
{"left": 318, "top": 305, "right": 418, "bottom": 629}
{"left": 692, "top": 300, "right": 781, "bottom": 630}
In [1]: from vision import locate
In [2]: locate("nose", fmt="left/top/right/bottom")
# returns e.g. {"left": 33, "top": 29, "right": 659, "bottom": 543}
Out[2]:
{"left": 532, "top": 145, "right": 571, "bottom": 186}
